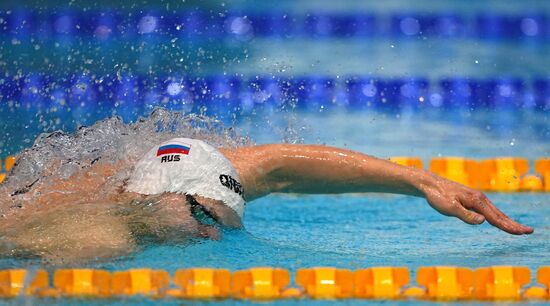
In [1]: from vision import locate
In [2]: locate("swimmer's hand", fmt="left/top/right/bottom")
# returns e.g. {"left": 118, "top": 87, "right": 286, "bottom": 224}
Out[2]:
{"left": 421, "top": 177, "right": 534, "bottom": 235}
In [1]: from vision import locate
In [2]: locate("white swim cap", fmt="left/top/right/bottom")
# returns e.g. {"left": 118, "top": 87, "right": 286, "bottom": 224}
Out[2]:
{"left": 125, "top": 137, "right": 246, "bottom": 218}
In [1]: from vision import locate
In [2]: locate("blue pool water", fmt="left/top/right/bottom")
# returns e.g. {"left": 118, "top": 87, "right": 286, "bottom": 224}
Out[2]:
{"left": 1, "top": 0, "right": 550, "bottom": 305}
{"left": 0, "top": 111, "right": 549, "bottom": 305}
{"left": 4, "top": 192, "right": 546, "bottom": 306}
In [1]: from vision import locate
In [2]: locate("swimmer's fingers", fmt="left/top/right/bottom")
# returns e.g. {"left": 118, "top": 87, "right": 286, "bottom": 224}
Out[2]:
{"left": 425, "top": 193, "right": 484, "bottom": 225}
{"left": 460, "top": 192, "right": 534, "bottom": 235}
{"left": 453, "top": 204, "right": 485, "bottom": 225}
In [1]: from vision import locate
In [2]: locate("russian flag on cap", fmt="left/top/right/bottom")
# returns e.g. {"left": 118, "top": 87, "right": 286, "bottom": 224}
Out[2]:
{"left": 157, "top": 143, "right": 191, "bottom": 156}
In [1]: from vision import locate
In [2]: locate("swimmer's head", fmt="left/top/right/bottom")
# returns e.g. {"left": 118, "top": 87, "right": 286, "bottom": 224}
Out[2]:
{"left": 125, "top": 138, "right": 246, "bottom": 219}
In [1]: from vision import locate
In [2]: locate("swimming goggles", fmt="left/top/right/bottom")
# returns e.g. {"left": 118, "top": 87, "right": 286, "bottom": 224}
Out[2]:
{"left": 186, "top": 194, "right": 218, "bottom": 226}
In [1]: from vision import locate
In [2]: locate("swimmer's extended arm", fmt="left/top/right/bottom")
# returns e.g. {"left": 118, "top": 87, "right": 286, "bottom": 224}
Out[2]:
{"left": 221, "top": 144, "right": 533, "bottom": 235}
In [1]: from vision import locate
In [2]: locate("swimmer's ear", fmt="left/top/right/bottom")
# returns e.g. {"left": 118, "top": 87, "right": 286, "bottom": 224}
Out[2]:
{"left": 192, "top": 195, "right": 242, "bottom": 229}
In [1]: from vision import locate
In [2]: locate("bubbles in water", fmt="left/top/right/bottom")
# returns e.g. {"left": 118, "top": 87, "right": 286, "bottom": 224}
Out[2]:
{"left": 361, "top": 84, "right": 377, "bottom": 97}
{"left": 498, "top": 84, "right": 513, "bottom": 97}
{"left": 137, "top": 15, "right": 159, "bottom": 34}
{"left": 166, "top": 82, "right": 183, "bottom": 96}
{"left": 400, "top": 83, "right": 417, "bottom": 98}
{"left": 227, "top": 16, "right": 254, "bottom": 41}
{"left": 400, "top": 17, "right": 420, "bottom": 36}
{"left": 54, "top": 15, "right": 73, "bottom": 34}
{"left": 429, "top": 93, "right": 443, "bottom": 107}
{"left": 520, "top": 18, "right": 539, "bottom": 36}
{"left": 94, "top": 25, "right": 112, "bottom": 39}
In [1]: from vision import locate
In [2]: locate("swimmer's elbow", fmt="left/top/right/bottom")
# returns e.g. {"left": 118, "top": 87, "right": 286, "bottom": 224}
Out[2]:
{"left": 228, "top": 143, "right": 331, "bottom": 198}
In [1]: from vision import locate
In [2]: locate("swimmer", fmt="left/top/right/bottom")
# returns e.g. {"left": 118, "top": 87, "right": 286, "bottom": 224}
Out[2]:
{"left": 0, "top": 136, "right": 533, "bottom": 263}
